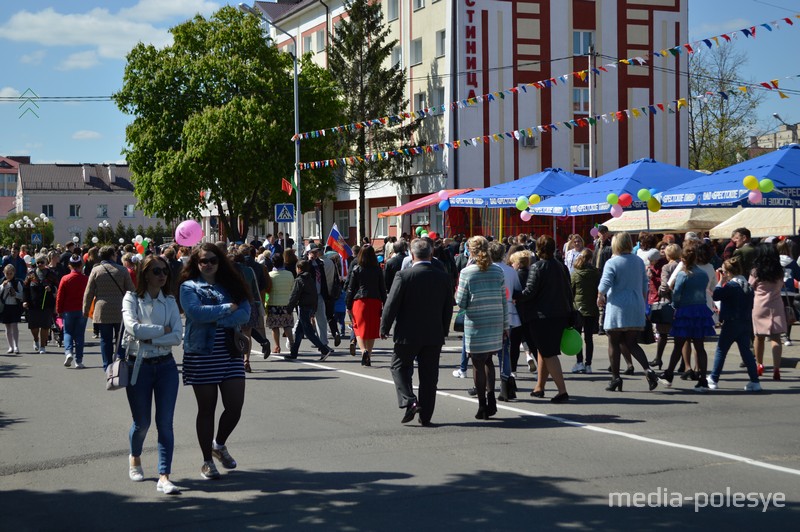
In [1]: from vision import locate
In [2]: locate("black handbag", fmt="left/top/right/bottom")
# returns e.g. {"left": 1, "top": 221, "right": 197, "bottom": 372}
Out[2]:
{"left": 650, "top": 301, "right": 675, "bottom": 324}
{"left": 453, "top": 311, "right": 465, "bottom": 333}
{"left": 225, "top": 327, "right": 249, "bottom": 359}
{"left": 637, "top": 320, "right": 656, "bottom": 345}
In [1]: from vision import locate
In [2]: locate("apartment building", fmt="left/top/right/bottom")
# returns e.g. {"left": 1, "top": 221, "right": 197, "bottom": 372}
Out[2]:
{"left": 254, "top": 0, "right": 688, "bottom": 242}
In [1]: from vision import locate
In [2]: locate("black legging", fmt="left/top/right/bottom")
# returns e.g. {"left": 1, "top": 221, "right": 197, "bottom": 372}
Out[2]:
{"left": 575, "top": 319, "right": 595, "bottom": 366}
{"left": 607, "top": 330, "right": 650, "bottom": 378}
{"left": 665, "top": 337, "right": 707, "bottom": 377}
{"left": 192, "top": 379, "right": 245, "bottom": 461}
{"left": 471, "top": 352, "right": 495, "bottom": 403}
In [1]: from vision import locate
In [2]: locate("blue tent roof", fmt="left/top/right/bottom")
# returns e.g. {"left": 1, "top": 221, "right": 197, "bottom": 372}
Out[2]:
{"left": 531, "top": 158, "right": 704, "bottom": 216}
{"left": 660, "top": 144, "right": 800, "bottom": 208}
{"left": 449, "top": 168, "right": 590, "bottom": 208}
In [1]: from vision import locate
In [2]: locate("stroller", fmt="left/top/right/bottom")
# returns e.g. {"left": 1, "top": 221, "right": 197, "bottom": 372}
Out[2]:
{"left": 50, "top": 314, "right": 64, "bottom": 348}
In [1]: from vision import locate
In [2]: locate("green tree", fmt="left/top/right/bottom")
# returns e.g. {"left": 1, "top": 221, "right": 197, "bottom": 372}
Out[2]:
{"left": 0, "top": 212, "right": 54, "bottom": 248}
{"left": 114, "top": 6, "right": 344, "bottom": 242}
{"left": 328, "top": 0, "right": 415, "bottom": 241}
{"left": 688, "top": 44, "right": 764, "bottom": 171}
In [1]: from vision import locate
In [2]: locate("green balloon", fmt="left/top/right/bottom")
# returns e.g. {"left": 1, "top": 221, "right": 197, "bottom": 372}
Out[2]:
{"left": 516, "top": 197, "right": 529, "bottom": 211}
{"left": 560, "top": 327, "right": 582, "bottom": 356}
{"left": 759, "top": 178, "right": 775, "bottom": 193}
{"left": 416, "top": 226, "right": 424, "bottom": 235}
{"left": 637, "top": 188, "right": 651, "bottom": 201}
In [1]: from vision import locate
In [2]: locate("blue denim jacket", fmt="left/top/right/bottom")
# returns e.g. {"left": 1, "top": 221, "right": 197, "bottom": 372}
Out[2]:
{"left": 672, "top": 266, "right": 709, "bottom": 308}
{"left": 180, "top": 278, "right": 251, "bottom": 355}
{"left": 713, "top": 275, "right": 754, "bottom": 323}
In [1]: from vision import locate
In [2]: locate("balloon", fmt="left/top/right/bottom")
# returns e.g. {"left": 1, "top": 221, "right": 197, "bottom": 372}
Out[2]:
{"left": 175, "top": 220, "right": 204, "bottom": 246}
{"left": 647, "top": 197, "right": 661, "bottom": 212}
{"left": 135, "top": 234, "right": 143, "bottom": 244}
{"left": 759, "top": 178, "right": 775, "bottom": 193}
{"left": 135, "top": 242, "right": 144, "bottom": 254}
{"left": 516, "top": 196, "right": 529, "bottom": 211}
{"left": 377, "top": 254, "right": 384, "bottom": 263}
{"left": 415, "top": 226, "right": 424, "bottom": 236}
{"left": 520, "top": 210, "right": 532, "bottom": 222}
{"left": 438, "top": 200, "right": 450, "bottom": 211}
{"left": 91, "top": 236, "right": 99, "bottom": 244}
{"left": 420, "top": 231, "right": 429, "bottom": 238}
{"left": 748, "top": 190, "right": 763, "bottom": 204}
{"left": 649, "top": 188, "right": 658, "bottom": 197}
{"left": 610, "top": 204, "right": 623, "bottom": 218}
{"left": 590, "top": 227, "right": 599, "bottom": 238}
{"left": 618, "top": 193, "right": 633, "bottom": 207}
{"left": 637, "top": 188, "right": 651, "bottom": 201}
{"left": 72, "top": 236, "right": 79, "bottom": 243}
{"left": 528, "top": 194, "right": 541, "bottom": 205}
{"left": 743, "top": 175, "right": 759, "bottom": 190}
{"left": 438, "top": 190, "right": 448, "bottom": 200}
{"left": 606, "top": 193, "right": 619, "bottom": 205}
{"left": 119, "top": 238, "right": 125, "bottom": 244}
{"left": 561, "top": 328, "right": 582, "bottom": 356}
{"left": 428, "top": 232, "right": 439, "bottom": 240}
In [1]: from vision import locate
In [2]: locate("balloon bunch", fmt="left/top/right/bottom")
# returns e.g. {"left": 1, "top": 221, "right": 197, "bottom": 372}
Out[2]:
{"left": 133, "top": 235, "right": 151, "bottom": 257}
{"left": 437, "top": 190, "right": 450, "bottom": 211}
{"left": 415, "top": 225, "right": 430, "bottom": 238}
{"left": 516, "top": 193, "right": 541, "bottom": 221}
{"left": 743, "top": 175, "right": 774, "bottom": 204}
{"left": 606, "top": 192, "right": 633, "bottom": 218}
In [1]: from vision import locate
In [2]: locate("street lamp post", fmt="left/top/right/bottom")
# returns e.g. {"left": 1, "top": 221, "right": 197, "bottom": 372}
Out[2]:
{"left": 98, "top": 219, "right": 111, "bottom": 244}
{"left": 238, "top": 3, "right": 302, "bottom": 255}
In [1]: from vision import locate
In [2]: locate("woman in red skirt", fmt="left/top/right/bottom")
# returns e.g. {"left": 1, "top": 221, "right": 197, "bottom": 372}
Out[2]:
{"left": 345, "top": 246, "right": 386, "bottom": 366}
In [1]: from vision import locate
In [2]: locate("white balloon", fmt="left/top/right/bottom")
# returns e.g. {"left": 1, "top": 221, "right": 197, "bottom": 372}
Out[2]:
{"left": 119, "top": 238, "right": 125, "bottom": 244}
{"left": 72, "top": 236, "right": 79, "bottom": 243}
{"left": 91, "top": 237, "right": 99, "bottom": 244}
{"left": 135, "top": 235, "right": 143, "bottom": 243}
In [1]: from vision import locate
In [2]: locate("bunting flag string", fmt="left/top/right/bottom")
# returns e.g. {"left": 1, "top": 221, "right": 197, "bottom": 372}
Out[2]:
{"left": 292, "top": 13, "right": 800, "bottom": 143}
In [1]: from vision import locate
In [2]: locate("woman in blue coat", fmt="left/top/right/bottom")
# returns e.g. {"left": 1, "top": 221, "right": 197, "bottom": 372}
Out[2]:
{"left": 597, "top": 232, "right": 658, "bottom": 392}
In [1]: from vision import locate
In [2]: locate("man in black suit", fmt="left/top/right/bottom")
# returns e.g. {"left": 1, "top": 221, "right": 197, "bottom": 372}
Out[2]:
{"left": 383, "top": 240, "right": 407, "bottom": 293}
{"left": 381, "top": 238, "right": 454, "bottom": 426}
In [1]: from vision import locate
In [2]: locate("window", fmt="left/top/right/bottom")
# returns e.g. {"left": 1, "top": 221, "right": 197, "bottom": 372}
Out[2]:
{"left": 41, "top": 205, "right": 53, "bottom": 217}
{"left": 335, "top": 209, "right": 354, "bottom": 237}
{"left": 96, "top": 204, "right": 108, "bottom": 218}
{"left": 387, "top": 0, "right": 398, "bottom": 21}
{"left": 333, "top": 19, "right": 343, "bottom": 35}
{"left": 69, "top": 204, "right": 81, "bottom": 218}
{"left": 572, "top": 144, "right": 590, "bottom": 170}
{"left": 573, "top": 31, "right": 593, "bottom": 55}
{"left": 414, "top": 92, "right": 426, "bottom": 112}
{"left": 316, "top": 29, "right": 325, "bottom": 52}
{"left": 303, "top": 35, "right": 312, "bottom": 54}
{"left": 410, "top": 38, "right": 422, "bottom": 66}
{"left": 573, "top": 88, "right": 589, "bottom": 114}
{"left": 123, "top": 204, "right": 135, "bottom": 217}
{"left": 433, "top": 87, "right": 445, "bottom": 108}
{"left": 391, "top": 46, "right": 402, "bottom": 69}
{"left": 435, "top": 29, "right": 446, "bottom": 57}
{"left": 371, "top": 207, "right": 389, "bottom": 237}
{"left": 413, "top": 0, "right": 425, "bottom": 11}
{"left": 284, "top": 42, "right": 296, "bottom": 57}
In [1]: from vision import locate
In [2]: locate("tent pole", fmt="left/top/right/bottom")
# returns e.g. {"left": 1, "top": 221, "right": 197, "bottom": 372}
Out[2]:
{"left": 553, "top": 217, "right": 557, "bottom": 247}
{"left": 794, "top": 204, "right": 797, "bottom": 236}
{"left": 646, "top": 208, "right": 651, "bottom": 231}
{"left": 499, "top": 208, "right": 504, "bottom": 242}
{"left": 470, "top": 208, "right": 474, "bottom": 236}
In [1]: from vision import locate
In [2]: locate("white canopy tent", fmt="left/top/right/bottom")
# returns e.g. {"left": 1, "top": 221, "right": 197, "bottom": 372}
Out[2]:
{"left": 603, "top": 207, "right": 740, "bottom": 234}
{"left": 708, "top": 207, "right": 798, "bottom": 239}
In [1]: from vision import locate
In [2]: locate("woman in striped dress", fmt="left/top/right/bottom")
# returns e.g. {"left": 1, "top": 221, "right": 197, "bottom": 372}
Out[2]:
{"left": 455, "top": 236, "right": 508, "bottom": 420}
{"left": 179, "top": 243, "right": 251, "bottom": 480}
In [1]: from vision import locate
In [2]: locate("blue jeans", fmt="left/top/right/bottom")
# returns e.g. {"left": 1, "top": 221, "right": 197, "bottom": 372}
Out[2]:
{"left": 125, "top": 357, "right": 179, "bottom": 474}
{"left": 497, "top": 331, "right": 512, "bottom": 380}
{"left": 98, "top": 322, "right": 121, "bottom": 370}
{"left": 459, "top": 337, "right": 468, "bottom": 372}
{"left": 292, "top": 307, "right": 330, "bottom": 355}
{"left": 62, "top": 311, "right": 87, "bottom": 363}
{"left": 711, "top": 319, "right": 759, "bottom": 382}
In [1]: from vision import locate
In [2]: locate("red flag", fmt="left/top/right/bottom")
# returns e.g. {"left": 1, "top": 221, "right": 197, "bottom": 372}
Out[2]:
{"left": 281, "top": 178, "right": 293, "bottom": 196}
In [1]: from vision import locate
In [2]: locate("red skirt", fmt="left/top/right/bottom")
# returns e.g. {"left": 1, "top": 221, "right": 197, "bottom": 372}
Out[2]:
{"left": 352, "top": 298, "right": 382, "bottom": 340}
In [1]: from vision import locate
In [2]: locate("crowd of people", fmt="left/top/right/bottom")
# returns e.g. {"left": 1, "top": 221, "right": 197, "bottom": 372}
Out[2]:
{"left": 1, "top": 223, "right": 794, "bottom": 493}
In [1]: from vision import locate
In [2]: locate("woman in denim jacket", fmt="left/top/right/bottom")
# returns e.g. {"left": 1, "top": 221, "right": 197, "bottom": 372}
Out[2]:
{"left": 708, "top": 257, "right": 760, "bottom": 391}
{"left": 179, "top": 243, "right": 251, "bottom": 481}
{"left": 122, "top": 255, "right": 183, "bottom": 494}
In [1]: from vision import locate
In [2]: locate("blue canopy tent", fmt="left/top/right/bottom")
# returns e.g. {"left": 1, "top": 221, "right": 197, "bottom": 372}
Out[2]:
{"left": 530, "top": 158, "right": 704, "bottom": 230}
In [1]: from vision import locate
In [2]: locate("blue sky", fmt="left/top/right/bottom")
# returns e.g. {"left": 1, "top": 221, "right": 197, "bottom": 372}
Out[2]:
{"left": 0, "top": 0, "right": 798, "bottom": 164}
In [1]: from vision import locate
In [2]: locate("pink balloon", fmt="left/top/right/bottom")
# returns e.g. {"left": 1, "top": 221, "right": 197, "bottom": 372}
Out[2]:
{"left": 748, "top": 190, "right": 762, "bottom": 204}
{"left": 175, "top": 220, "right": 204, "bottom": 246}
{"left": 610, "top": 204, "right": 623, "bottom": 218}
{"left": 438, "top": 190, "right": 448, "bottom": 201}
{"left": 590, "top": 227, "right": 599, "bottom": 238}
{"left": 520, "top": 210, "right": 532, "bottom": 222}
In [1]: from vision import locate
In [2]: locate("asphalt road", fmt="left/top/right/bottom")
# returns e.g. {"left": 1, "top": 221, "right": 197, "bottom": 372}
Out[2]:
{"left": 1, "top": 324, "right": 799, "bottom": 531}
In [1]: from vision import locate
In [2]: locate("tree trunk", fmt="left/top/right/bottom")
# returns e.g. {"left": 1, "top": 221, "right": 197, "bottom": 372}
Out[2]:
{"left": 359, "top": 177, "right": 367, "bottom": 244}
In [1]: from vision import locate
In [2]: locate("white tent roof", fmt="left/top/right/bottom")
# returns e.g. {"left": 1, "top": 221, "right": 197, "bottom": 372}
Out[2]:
{"left": 708, "top": 207, "right": 798, "bottom": 239}
{"left": 603, "top": 207, "right": 740, "bottom": 233}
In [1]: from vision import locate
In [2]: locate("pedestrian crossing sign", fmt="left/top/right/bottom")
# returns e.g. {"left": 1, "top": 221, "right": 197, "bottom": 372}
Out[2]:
{"left": 31, "top": 233, "right": 42, "bottom": 245}
{"left": 275, "top": 203, "right": 295, "bottom": 223}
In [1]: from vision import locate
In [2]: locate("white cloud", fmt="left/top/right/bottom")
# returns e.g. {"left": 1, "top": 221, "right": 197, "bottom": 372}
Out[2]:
{"left": 119, "top": 0, "right": 221, "bottom": 22}
{"left": 20, "top": 50, "right": 46, "bottom": 65}
{"left": 0, "top": 87, "right": 22, "bottom": 99}
{"left": 58, "top": 51, "right": 100, "bottom": 71}
{"left": 72, "top": 130, "right": 102, "bottom": 140}
{"left": 689, "top": 18, "right": 752, "bottom": 39}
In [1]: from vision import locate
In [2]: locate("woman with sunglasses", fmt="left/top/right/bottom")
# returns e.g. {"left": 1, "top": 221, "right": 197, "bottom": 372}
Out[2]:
{"left": 22, "top": 253, "right": 59, "bottom": 354}
{"left": 179, "top": 243, "right": 251, "bottom": 481}
{"left": 122, "top": 255, "right": 183, "bottom": 494}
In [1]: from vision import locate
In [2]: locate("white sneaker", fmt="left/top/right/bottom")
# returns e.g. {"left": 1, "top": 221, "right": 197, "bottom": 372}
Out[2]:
{"left": 156, "top": 478, "right": 180, "bottom": 494}
{"left": 6, "top": 347, "right": 12, "bottom": 353}
{"left": 571, "top": 362, "right": 586, "bottom": 374}
{"left": 784, "top": 339, "right": 792, "bottom": 346}
{"left": 39, "top": 348, "right": 46, "bottom": 354}
{"left": 285, "top": 339, "right": 292, "bottom": 351}
{"left": 585, "top": 365, "right": 592, "bottom": 374}
{"left": 707, "top": 377, "right": 718, "bottom": 390}
{"left": 744, "top": 381, "right": 762, "bottom": 392}
{"left": 129, "top": 456, "right": 144, "bottom": 482}
{"left": 13, "top": 348, "right": 19, "bottom": 354}
{"left": 64, "top": 353, "right": 73, "bottom": 367}
{"left": 33, "top": 342, "right": 39, "bottom": 352}
{"left": 452, "top": 369, "right": 467, "bottom": 378}
{"left": 75, "top": 362, "right": 85, "bottom": 369}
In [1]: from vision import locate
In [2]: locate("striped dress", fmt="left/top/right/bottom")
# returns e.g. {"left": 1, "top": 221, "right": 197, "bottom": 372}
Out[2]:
{"left": 182, "top": 327, "right": 246, "bottom": 385}
{"left": 456, "top": 264, "right": 509, "bottom": 354}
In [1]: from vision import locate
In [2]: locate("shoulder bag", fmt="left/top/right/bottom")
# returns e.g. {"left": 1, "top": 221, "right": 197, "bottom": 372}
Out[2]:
{"left": 650, "top": 300, "right": 675, "bottom": 324}
{"left": 225, "top": 326, "right": 249, "bottom": 359}
{"left": 453, "top": 310, "right": 465, "bottom": 333}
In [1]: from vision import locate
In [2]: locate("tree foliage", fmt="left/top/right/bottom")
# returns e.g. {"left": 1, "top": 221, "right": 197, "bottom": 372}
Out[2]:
{"left": 0, "top": 212, "right": 54, "bottom": 248}
{"left": 114, "top": 6, "right": 344, "bottom": 241}
{"left": 328, "top": 0, "right": 414, "bottom": 240}
{"left": 688, "top": 44, "right": 764, "bottom": 171}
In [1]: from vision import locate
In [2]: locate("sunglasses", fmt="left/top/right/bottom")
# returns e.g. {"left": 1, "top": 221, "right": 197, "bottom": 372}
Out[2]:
{"left": 36, "top": 261, "right": 45, "bottom": 265}
{"left": 198, "top": 257, "right": 219, "bottom": 266}
{"left": 149, "top": 267, "right": 168, "bottom": 276}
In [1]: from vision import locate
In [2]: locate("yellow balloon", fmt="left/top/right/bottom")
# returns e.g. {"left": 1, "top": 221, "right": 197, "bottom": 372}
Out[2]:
{"left": 743, "top": 175, "right": 759, "bottom": 191}
{"left": 647, "top": 197, "right": 661, "bottom": 212}
{"left": 528, "top": 194, "right": 541, "bottom": 205}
